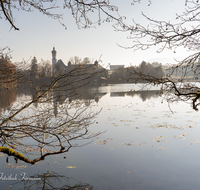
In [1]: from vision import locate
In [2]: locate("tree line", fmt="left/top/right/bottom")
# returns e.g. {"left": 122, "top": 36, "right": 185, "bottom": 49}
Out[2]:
{"left": 0, "top": 55, "right": 165, "bottom": 88}
{"left": 108, "top": 61, "right": 164, "bottom": 83}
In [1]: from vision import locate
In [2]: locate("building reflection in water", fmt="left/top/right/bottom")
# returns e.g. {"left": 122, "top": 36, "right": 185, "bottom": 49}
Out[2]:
{"left": 52, "top": 86, "right": 107, "bottom": 117}
{"left": 0, "top": 86, "right": 161, "bottom": 117}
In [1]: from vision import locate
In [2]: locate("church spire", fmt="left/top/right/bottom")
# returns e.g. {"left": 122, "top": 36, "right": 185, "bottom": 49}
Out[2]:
{"left": 52, "top": 47, "right": 57, "bottom": 59}
{"left": 51, "top": 47, "right": 57, "bottom": 76}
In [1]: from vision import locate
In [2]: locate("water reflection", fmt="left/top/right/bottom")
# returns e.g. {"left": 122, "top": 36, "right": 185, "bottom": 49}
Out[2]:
{"left": 0, "top": 84, "right": 161, "bottom": 116}
{"left": 111, "top": 90, "right": 161, "bottom": 101}
{"left": 0, "top": 88, "right": 17, "bottom": 114}
{"left": 0, "top": 84, "right": 161, "bottom": 164}
{"left": 5, "top": 171, "right": 93, "bottom": 190}
{"left": 3, "top": 84, "right": 199, "bottom": 189}
{"left": 52, "top": 87, "right": 107, "bottom": 117}
{"left": 0, "top": 84, "right": 102, "bottom": 165}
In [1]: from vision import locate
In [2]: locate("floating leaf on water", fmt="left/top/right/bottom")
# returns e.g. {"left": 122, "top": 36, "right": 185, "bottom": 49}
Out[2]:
{"left": 16, "top": 165, "right": 27, "bottom": 168}
{"left": 192, "top": 141, "right": 200, "bottom": 143}
{"left": 186, "top": 111, "right": 193, "bottom": 113}
{"left": 186, "top": 120, "right": 195, "bottom": 123}
{"left": 126, "top": 143, "right": 133, "bottom": 146}
{"left": 120, "top": 120, "right": 134, "bottom": 122}
{"left": 174, "top": 133, "right": 188, "bottom": 139}
{"left": 67, "top": 166, "right": 76, "bottom": 168}
{"left": 152, "top": 136, "right": 167, "bottom": 142}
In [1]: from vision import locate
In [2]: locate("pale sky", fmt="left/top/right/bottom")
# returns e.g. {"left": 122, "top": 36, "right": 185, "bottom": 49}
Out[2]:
{"left": 0, "top": 0, "right": 193, "bottom": 68}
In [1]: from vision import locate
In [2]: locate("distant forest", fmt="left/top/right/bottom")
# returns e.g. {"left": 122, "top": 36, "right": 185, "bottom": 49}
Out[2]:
{"left": 0, "top": 55, "right": 166, "bottom": 90}
{"left": 108, "top": 61, "right": 164, "bottom": 83}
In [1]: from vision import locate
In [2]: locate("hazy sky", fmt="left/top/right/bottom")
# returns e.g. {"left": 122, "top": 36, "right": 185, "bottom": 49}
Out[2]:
{"left": 0, "top": 0, "right": 193, "bottom": 68}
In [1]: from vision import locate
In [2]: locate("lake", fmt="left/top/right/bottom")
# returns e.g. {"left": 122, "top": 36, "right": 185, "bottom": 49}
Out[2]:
{"left": 0, "top": 83, "right": 200, "bottom": 190}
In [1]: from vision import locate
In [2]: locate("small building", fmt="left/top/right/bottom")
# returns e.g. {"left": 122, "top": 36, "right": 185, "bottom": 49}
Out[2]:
{"left": 51, "top": 47, "right": 107, "bottom": 76}
{"left": 110, "top": 65, "right": 124, "bottom": 71}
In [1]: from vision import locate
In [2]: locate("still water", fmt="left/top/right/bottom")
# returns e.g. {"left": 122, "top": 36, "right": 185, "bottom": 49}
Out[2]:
{"left": 1, "top": 83, "right": 200, "bottom": 190}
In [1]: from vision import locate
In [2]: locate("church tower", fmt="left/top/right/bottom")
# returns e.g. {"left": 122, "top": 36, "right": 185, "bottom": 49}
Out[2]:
{"left": 51, "top": 47, "right": 57, "bottom": 76}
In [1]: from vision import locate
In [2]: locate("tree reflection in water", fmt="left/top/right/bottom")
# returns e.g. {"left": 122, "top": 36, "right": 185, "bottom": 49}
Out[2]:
{"left": 0, "top": 81, "right": 161, "bottom": 165}
{"left": 0, "top": 65, "right": 103, "bottom": 164}
{"left": 9, "top": 171, "right": 93, "bottom": 190}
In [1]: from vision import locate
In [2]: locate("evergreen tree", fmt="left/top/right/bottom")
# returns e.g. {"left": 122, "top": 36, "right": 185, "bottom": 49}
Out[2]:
{"left": 30, "top": 56, "right": 38, "bottom": 74}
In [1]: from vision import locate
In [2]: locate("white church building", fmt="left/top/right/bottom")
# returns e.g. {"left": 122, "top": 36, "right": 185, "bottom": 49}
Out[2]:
{"left": 51, "top": 47, "right": 105, "bottom": 76}
{"left": 51, "top": 47, "right": 68, "bottom": 76}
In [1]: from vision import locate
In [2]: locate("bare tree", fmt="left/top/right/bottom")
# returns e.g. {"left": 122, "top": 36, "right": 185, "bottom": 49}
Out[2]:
{"left": 0, "top": 64, "right": 102, "bottom": 164}
{"left": 114, "top": 0, "right": 200, "bottom": 111}
{"left": 69, "top": 56, "right": 82, "bottom": 65}
{"left": 0, "top": 54, "right": 30, "bottom": 89}
{"left": 39, "top": 59, "right": 52, "bottom": 77}
{"left": 0, "top": 0, "right": 123, "bottom": 30}
{"left": 0, "top": 57, "right": 16, "bottom": 87}
{"left": 82, "top": 57, "right": 92, "bottom": 64}
{"left": 69, "top": 56, "right": 93, "bottom": 65}
{"left": 0, "top": 0, "right": 118, "bottom": 163}
{"left": 0, "top": 0, "right": 124, "bottom": 87}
